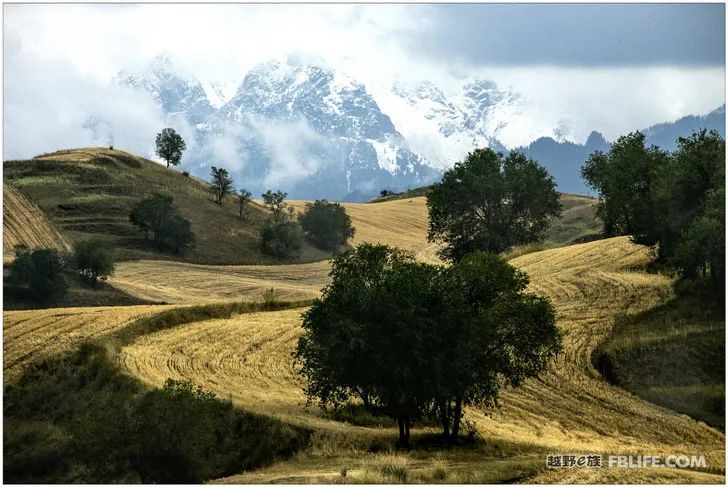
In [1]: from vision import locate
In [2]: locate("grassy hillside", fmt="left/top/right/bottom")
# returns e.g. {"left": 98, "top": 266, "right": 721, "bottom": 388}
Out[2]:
{"left": 3, "top": 183, "right": 70, "bottom": 262}
{"left": 3, "top": 148, "right": 329, "bottom": 265}
{"left": 594, "top": 283, "right": 725, "bottom": 430}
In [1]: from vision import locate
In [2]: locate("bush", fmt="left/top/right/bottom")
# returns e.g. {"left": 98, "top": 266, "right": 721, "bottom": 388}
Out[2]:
{"left": 8, "top": 248, "right": 68, "bottom": 301}
{"left": 4, "top": 343, "right": 310, "bottom": 483}
{"left": 298, "top": 199, "right": 355, "bottom": 251}
{"left": 73, "top": 240, "right": 115, "bottom": 286}
{"left": 260, "top": 219, "right": 303, "bottom": 259}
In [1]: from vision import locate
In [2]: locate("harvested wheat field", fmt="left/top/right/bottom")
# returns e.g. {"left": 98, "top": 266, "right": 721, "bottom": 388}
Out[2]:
{"left": 119, "top": 236, "right": 725, "bottom": 483}
{"left": 3, "top": 304, "right": 174, "bottom": 383}
{"left": 110, "top": 197, "right": 438, "bottom": 304}
{"left": 3, "top": 183, "right": 69, "bottom": 262}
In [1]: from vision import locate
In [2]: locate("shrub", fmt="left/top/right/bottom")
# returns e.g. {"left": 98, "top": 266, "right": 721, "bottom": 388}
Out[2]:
{"left": 260, "top": 219, "right": 303, "bottom": 259}
{"left": 298, "top": 199, "right": 355, "bottom": 251}
{"left": 73, "top": 239, "right": 115, "bottom": 286}
{"left": 8, "top": 248, "right": 68, "bottom": 301}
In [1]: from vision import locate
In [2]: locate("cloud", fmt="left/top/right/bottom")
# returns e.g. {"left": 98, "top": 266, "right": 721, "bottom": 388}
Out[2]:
{"left": 2, "top": 3, "right": 725, "bottom": 165}
{"left": 407, "top": 4, "right": 725, "bottom": 68}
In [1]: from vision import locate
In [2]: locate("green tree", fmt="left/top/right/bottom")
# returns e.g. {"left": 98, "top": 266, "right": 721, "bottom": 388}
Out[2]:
{"left": 261, "top": 190, "right": 288, "bottom": 220}
{"left": 155, "top": 128, "right": 186, "bottom": 168}
{"left": 581, "top": 131, "right": 669, "bottom": 243}
{"left": 298, "top": 199, "right": 355, "bottom": 251}
{"left": 260, "top": 219, "right": 303, "bottom": 259}
{"left": 8, "top": 248, "right": 68, "bottom": 301}
{"left": 294, "top": 244, "right": 561, "bottom": 447}
{"left": 73, "top": 239, "right": 115, "bottom": 286}
{"left": 427, "top": 148, "right": 561, "bottom": 261}
{"left": 236, "top": 189, "right": 252, "bottom": 221}
{"left": 129, "top": 193, "right": 194, "bottom": 254}
{"left": 210, "top": 166, "right": 233, "bottom": 205}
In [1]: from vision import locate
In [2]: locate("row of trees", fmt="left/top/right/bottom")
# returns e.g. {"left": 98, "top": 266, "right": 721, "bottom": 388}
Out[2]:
{"left": 582, "top": 129, "right": 724, "bottom": 293}
{"left": 8, "top": 241, "right": 116, "bottom": 301}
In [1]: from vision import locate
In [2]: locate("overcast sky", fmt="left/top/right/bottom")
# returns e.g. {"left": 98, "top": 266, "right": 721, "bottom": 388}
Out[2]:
{"left": 3, "top": 3, "right": 726, "bottom": 158}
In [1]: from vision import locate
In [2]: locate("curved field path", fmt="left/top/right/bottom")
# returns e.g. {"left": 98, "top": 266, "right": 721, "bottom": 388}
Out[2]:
{"left": 3, "top": 304, "right": 174, "bottom": 383}
{"left": 119, "top": 236, "right": 725, "bottom": 483}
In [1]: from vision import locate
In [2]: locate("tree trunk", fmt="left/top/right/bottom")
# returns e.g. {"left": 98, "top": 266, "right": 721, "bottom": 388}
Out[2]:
{"left": 451, "top": 397, "right": 463, "bottom": 440}
{"left": 397, "top": 418, "right": 407, "bottom": 447}
{"left": 439, "top": 400, "right": 450, "bottom": 437}
{"left": 166, "top": 159, "right": 170, "bottom": 168}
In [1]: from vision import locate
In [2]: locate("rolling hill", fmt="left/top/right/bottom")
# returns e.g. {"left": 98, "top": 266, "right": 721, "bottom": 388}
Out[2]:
{"left": 3, "top": 148, "right": 330, "bottom": 265}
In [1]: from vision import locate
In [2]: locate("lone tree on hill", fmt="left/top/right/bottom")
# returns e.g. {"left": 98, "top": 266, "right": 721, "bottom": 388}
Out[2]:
{"left": 261, "top": 190, "right": 289, "bottom": 220}
{"left": 210, "top": 166, "right": 234, "bottom": 205}
{"left": 73, "top": 239, "right": 115, "bottom": 286}
{"left": 294, "top": 244, "right": 561, "bottom": 447}
{"left": 427, "top": 148, "right": 562, "bottom": 261}
{"left": 236, "top": 188, "right": 252, "bottom": 221}
{"left": 155, "top": 128, "right": 186, "bottom": 168}
{"left": 298, "top": 199, "right": 355, "bottom": 251}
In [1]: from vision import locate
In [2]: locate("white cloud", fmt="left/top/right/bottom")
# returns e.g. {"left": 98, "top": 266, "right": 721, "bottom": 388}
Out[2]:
{"left": 3, "top": 3, "right": 725, "bottom": 162}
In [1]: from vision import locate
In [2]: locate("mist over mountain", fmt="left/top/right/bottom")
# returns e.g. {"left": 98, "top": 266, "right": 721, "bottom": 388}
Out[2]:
{"left": 104, "top": 54, "right": 725, "bottom": 201}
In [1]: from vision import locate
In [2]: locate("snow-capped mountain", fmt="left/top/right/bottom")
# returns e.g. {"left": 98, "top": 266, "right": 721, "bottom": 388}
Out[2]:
{"left": 106, "top": 54, "right": 725, "bottom": 200}
{"left": 113, "top": 56, "right": 440, "bottom": 200}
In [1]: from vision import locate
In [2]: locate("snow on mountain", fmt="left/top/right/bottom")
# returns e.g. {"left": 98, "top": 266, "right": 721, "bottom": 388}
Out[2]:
{"left": 106, "top": 54, "right": 725, "bottom": 199}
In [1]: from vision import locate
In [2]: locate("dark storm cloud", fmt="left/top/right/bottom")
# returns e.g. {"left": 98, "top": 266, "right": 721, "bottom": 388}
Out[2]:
{"left": 409, "top": 4, "right": 725, "bottom": 67}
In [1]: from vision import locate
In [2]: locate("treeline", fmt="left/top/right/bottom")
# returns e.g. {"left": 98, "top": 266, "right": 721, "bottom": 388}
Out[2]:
{"left": 582, "top": 129, "right": 724, "bottom": 294}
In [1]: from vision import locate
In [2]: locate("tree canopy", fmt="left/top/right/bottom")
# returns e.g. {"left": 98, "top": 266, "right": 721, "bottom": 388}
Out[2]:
{"left": 73, "top": 239, "right": 115, "bottom": 286}
{"left": 427, "top": 148, "right": 562, "bottom": 261}
{"left": 129, "top": 193, "right": 194, "bottom": 253}
{"left": 8, "top": 247, "right": 68, "bottom": 301}
{"left": 236, "top": 189, "right": 253, "bottom": 221}
{"left": 210, "top": 166, "right": 233, "bottom": 205}
{"left": 298, "top": 199, "right": 355, "bottom": 251}
{"left": 155, "top": 128, "right": 186, "bottom": 168}
{"left": 582, "top": 129, "right": 724, "bottom": 293}
{"left": 261, "top": 190, "right": 289, "bottom": 220}
{"left": 294, "top": 244, "right": 561, "bottom": 446}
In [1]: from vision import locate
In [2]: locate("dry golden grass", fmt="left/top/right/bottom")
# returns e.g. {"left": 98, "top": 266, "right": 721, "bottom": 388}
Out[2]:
{"left": 3, "top": 183, "right": 69, "bottom": 262}
{"left": 118, "top": 236, "right": 724, "bottom": 483}
{"left": 110, "top": 197, "right": 438, "bottom": 304}
{"left": 3, "top": 304, "right": 174, "bottom": 383}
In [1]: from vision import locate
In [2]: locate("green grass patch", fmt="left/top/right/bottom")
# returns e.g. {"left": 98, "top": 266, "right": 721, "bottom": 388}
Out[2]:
{"left": 593, "top": 280, "right": 725, "bottom": 430}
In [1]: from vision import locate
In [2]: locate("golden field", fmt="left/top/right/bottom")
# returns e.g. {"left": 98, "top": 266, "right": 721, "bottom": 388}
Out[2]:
{"left": 117, "top": 236, "right": 725, "bottom": 484}
{"left": 3, "top": 185, "right": 723, "bottom": 483}
{"left": 3, "top": 183, "right": 69, "bottom": 263}
{"left": 3, "top": 304, "right": 176, "bottom": 382}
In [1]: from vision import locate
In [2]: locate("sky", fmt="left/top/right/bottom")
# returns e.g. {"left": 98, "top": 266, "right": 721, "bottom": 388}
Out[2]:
{"left": 3, "top": 3, "right": 726, "bottom": 159}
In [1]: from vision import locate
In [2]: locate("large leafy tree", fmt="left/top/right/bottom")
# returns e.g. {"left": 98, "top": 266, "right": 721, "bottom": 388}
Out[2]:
{"left": 294, "top": 244, "right": 561, "bottom": 447}
{"left": 155, "top": 128, "right": 186, "bottom": 168}
{"left": 129, "top": 193, "right": 194, "bottom": 253}
{"left": 210, "top": 166, "right": 233, "bottom": 205}
{"left": 427, "top": 148, "right": 561, "bottom": 261}
{"left": 73, "top": 239, "right": 115, "bottom": 286}
{"left": 581, "top": 129, "right": 724, "bottom": 294}
{"left": 298, "top": 199, "right": 355, "bottom": 251}
{"left": 8, "top": 247, "right": 68, "bottom": 301}
{"left": 581, "top": 131, "right": 669, "bottom": 244}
